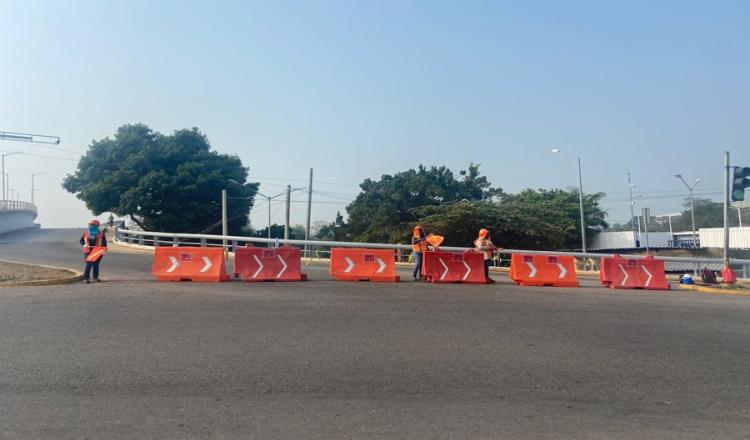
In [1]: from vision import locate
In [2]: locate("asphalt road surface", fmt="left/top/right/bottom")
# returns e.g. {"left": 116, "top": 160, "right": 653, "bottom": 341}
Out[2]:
{"left": 1, "top": 229, "right": 750, "bottom": 439}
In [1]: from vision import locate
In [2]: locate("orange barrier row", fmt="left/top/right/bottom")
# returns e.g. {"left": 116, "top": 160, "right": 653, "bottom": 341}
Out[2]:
{"left": 234, "top": 246, "right": 307, "bottom": 281}
{"left": 509, "top": 254, "right": 579, "bottom": 287}
{"left": 329, "top": 248, "right": 399, "bottom": 282}
{"left": 151, "top": 247, "right": 229, "bottom": 282}
{"left": 600, "top": 255, "right": 670, "bottom": 290}
{"left": 422, "top": 251, "right": 488, "bottom": 284}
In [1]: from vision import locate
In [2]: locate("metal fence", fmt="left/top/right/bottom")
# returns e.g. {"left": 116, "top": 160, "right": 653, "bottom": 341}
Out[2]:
{"left": 0, "top": 200, "right": 37, "bottom": 214}
{"left": 114, "top": 228, "right": 750, "bottom": 275}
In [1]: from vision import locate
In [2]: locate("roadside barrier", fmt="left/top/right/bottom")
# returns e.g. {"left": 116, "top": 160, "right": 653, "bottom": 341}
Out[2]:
{"left": 330, "top": 248, "right": 399, "bottom": 282}
{"left": 234, "top": 246, "right": 307, "bottom": 281}
{"left": 600, "top": 255, "right": 670, "bottom": 290}
{"left": 422, "top": 251, "right": 487, "bottom": 284}
{"left": 85, "top": 246, "right": 107, "bottom": 262}
{"left": 509, "top": 254, "right": 579, "bottom": 287}
{"left": 151, "top": 247, "right": 229, "bottom": 282}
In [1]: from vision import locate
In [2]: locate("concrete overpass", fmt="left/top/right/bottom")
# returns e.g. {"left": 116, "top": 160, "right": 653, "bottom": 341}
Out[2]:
{"left": 0, "top": 200, "right": 39, "bottom": 235}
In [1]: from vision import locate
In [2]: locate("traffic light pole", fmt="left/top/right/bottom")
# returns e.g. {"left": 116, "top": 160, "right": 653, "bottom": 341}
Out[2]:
{"left": 724, "top": 151, "right": 730, "bottom": 268}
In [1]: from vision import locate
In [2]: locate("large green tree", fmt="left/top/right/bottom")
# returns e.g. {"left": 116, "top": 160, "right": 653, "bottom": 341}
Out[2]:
{"left": 63, "top": 124, "right": 258, "bottom": 234}
{"left": 414, "top": 189, "right": 607, "bottom": 250}
{"left": 344, "top": 164, "right": 502, "bottom": 243}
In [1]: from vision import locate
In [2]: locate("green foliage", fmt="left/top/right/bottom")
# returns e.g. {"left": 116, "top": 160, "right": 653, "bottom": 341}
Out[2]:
{"left": 344, "top": 164, "right": 502, "bottom": 243}
{"left": 319, "top": 164, "right": 607, "bottom": 250}
{"left": 251, "top": 224, "right": 306, "bottom": 240}
{"left": 63, "top": 124, "right": 258, "bottom": 234}
{"left": 316, "top": 212, "right": 349, "bottom": 241}
{"left": 414, "top": 190, "right": 607, "bottom": 250}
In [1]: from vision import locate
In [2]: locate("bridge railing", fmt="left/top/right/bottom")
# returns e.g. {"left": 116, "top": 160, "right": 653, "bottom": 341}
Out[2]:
{"left": 0, "top": 200, "right": 37, "bottom": 215}
{"left": 114, "top": 228, "right": 750, "bottom": 270}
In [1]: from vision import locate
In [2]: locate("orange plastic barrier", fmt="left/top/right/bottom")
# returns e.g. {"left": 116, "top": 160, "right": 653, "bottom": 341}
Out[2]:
{"left": 234, "top": 246, "right": 307, "bottom": 281}
{"left": 422, "top": 251, "right": 488, "bottom": 284}
{"left": 330, "top": 248, "right": 399, "bottom": 282}
{"left": 85, "top": 246, "right": 107, "bottom": 262}
{"left": 151, "top": 247, "right": 229, "bottom": 282}
{"left": 509, "top": 254, "right": 579, "bottom": 287}
{"left": 599, "top": 255, "right": 670, "bottom": 290}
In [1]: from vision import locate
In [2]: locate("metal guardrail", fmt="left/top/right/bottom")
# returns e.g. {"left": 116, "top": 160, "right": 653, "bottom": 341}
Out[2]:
{"left": 0, "top": 200, "right": 37, "bottom": 215}
{"left": 115, "top": 228, "right": 750, "bottom": 267}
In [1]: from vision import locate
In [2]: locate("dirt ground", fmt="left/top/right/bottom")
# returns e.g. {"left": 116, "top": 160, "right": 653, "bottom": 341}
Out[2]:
{"left": 0, "top": 260, "right": 77, "bottom": 284}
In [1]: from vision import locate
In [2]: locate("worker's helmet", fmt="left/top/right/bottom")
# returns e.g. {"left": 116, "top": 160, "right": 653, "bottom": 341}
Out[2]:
{"left": 88, "top": 219, "right": 101, "bottom": 226}
{"left": 478, "top": 228, "right": 490, "bottom": 239}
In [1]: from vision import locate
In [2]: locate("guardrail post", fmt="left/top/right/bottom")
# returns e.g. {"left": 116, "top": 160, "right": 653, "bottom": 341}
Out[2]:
{"left": 153, "top": 235, "right": 159, "bottom": 247}
{"left": 127, "top": 234, "right": 133, "bottom": 244}
{"left": 173, "top": 236, "right": 179, "bottom": 247}
{"left": 201, "top": 238, "right": 207, "bottom": 247}
{"left": 231, "top": 240, "right": 238, "bottom": 252}
{"left": 138, "top": 235, "right": 144, "bottom": 245}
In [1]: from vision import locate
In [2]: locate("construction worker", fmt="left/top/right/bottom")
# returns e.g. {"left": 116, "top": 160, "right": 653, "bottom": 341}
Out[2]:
{"left": 411, "top": 225, "right": 428, "bottom": 281}
{"left": 80, "top": 219, "right": 108, "bottom": 283}
{"left": 474, "top": 228, "right": 499, "bottom": 283}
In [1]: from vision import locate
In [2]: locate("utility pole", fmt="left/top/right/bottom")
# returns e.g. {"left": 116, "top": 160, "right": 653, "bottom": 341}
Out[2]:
{"left": 628, "top": 171, "right": 637, "bottom": 247}
{"left": 675, "top": 173, "right": 701, "bottom": 248}
{"left": 577, "top": 157, "right": 587, "bottom": 252}
{"left": 304, "top": 168, "right": 313, "bottom": 257}
{"left": 642, "top": 207, "right": 651, "bottom": 253}
{"left": 284, "top": 185, "right": 291, "bottom": 240}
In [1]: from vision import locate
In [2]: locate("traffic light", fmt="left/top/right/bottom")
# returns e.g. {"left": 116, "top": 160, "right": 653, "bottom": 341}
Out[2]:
{"left": 732, "top": 167, "right": 750, "bottom": 202}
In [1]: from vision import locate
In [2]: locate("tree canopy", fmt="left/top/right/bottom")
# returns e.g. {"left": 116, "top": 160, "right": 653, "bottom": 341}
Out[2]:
{"left": 63, "top": 124, "right": 258, "bottom": 234}
{"left": 317, "top": 165, "right": 607, "bottom": 250}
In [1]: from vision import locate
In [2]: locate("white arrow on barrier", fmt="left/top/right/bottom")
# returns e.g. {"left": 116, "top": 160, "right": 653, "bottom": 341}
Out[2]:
{"left": 619, "top": 264, "right": 629, "bottom": 286}
{"left": 200, "top": 256, "right": 213, "bottom": 273}
{"left": 526, "top": 262, "right": 537, "bottom": 278}
{"left": 166, "top": 256, "right": 179, "bottom": 273}
{"left": 462, "top": 261, "right": 471, "bottom": 280}
{"left": 555, "top": 263, "right": 567, "bottom": 279}
{"left": 375, "top": 258, "right": 386, "bottom": 274}
{"left": 344, "top": 257, "right": 355, "bottom": 273}
{"left": 276, "top": 255, "right": 288, "bottom": 278}
{"left": 252, "top": 255, "right": 264, "bottom": 278}
{"left": 642, "top": 266, "right": 653, "bottom": 286}
{"left": 439, "top": 258, "right": 449, "bottom": 280}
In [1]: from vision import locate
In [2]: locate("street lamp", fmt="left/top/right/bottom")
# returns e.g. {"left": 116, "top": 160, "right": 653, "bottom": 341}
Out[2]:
{"left": 1, "top": 151, "right": 23, "bottom": 203}
{"left": 552, "top": 149, "right": 587, "bottom": 252}
{"left": 31, "top": 172, "right": 47, "bottom": 205}
{"left": 675, "top": 174, "right": 701, "bottom": 248}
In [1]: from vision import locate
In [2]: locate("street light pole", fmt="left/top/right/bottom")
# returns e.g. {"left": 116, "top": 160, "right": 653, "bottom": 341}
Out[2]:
{"left": 1, "top": 152, "right": 23, "bottom": 203}
{"left": 627, "top": 171, "right": 637, "bottom": 247}
{"left": 552, "top": 149, "right": 587, "bottom": 251}
{"left": 31, "top": 172, "right": 46, "bottom": 205}
{"left": 675, "top": 174, "right": 701, "bottom": 248}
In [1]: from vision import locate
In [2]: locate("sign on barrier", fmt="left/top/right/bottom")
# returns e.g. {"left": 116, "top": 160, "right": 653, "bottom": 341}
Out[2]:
{"left": 509, "top": 254, "right": 579, "bottom": 287}
{"left": 151, "top": 247, "right": 229, "bottom": 282}
{"left": 600, "top": 255, "right": 670, "bottom": 290}
{"left": 422, "top": 251, "right": 487, "bottom": 284}
{"left": 85, "top": 246, "right": 107, "bottom": 262}
{"left": 234, "top": 246, "right": 307, "bottom": 281}
{"left": 330, "top": 248, "right": 399, "bottom": 282}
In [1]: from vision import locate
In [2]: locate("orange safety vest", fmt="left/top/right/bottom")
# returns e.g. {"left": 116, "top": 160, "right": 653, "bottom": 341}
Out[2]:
{"left": 82, "top": 231, "right": 104, "bottom": 254}
{"left": 412, "top": 236, "right": 428, "bottom": 253}
{"left": 474, "top": 238, "right": 494, "bottom": 260}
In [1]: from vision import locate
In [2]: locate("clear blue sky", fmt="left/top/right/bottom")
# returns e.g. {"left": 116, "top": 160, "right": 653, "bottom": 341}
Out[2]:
{"left": 1, "top": 0, "right": 748, "bottom": 230}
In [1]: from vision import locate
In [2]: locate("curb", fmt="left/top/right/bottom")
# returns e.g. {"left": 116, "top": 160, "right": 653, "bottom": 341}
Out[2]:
{"left": 678, "top": 284, "right": 750, "bottom": 296}
{"left": 0, "top": 259, "right": 84, "bottom": 288}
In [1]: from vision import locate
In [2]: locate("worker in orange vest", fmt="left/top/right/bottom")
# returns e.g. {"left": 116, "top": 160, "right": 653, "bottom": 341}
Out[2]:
{"left": 474, "top": 228, "right": 499, "bottom": 283}
{"left": 79, "top": 219, "right": 108, "bottom": 283}
{"left": 411, "top": 225, "right": 429, "bottom": 281}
